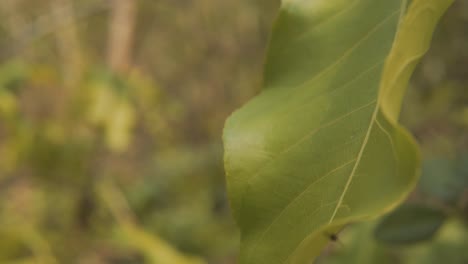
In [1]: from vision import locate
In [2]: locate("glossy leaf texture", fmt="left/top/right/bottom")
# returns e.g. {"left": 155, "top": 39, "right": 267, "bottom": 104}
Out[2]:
{"left": 223, "top": 0, "right": 454, "bottom": 263}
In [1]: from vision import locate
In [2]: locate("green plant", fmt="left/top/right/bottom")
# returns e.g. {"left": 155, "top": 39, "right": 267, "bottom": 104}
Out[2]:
{"left": 223, "top": 0, "right": 456, "bottom": 263}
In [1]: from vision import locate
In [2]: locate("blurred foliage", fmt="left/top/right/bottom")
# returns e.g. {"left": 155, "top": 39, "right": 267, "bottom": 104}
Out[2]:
{"left": 374, "top": 204, "right": 447, "bottom": 245}
{"left": 0, "top": 0, "right": 279, "bottom": 263}
{"left": 0, "top": 0, "right": 466, "bottom": 263}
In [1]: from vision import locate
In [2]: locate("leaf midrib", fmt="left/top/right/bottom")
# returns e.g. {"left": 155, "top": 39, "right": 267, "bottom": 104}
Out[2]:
{"left": 239, "top": 8, "right": 401, "bottom": 225}
{"left": 240, "top": 6, "right": 404, "bottom": 263}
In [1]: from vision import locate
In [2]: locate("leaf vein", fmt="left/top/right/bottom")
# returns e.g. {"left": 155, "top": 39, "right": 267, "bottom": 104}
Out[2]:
{"left": 247, "top": 158, "right": 357, "bottom": 262}
{"left": 246, "top": 99, "right": 376, "bottom": 188}
{"left": 286, "top": 9, "right": 400, "bottom": 93}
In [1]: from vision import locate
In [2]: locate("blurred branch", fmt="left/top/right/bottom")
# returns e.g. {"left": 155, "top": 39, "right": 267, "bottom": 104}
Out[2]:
{"left": 51, "top": 0, "right": 84, "bottom": 89}
{"left": 98, "top": 178, "right": 137, "bottom": 226}
{"left": 21, "top": 226, "right": 59, "bottom": 264}
{"left": 116, "top": 224, "right": 207, "bottom": 264}
{"left": 4, "top": 257, "right": 37, "bottom": 264}
{"left": 107, "top": 0, "right": 137, "bottom": 74}
{"left": 1, "top": 222, "right": 59, "bottom": 264}
{"left": 98, "top": 179, "right": 206, "bottom": 264}
{"left": 0, "top": 0, "right": 28, "bottom": 55}
{"left": 1, "top": 0, "right": 112, "bottom": 59}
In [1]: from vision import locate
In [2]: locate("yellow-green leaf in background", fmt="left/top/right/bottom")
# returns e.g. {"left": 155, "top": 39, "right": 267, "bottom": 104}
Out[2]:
{"left": 223, "top": 0, "right": 454, "bottom": 263}
{"left": 0, "top": 91, "right": 17, "bottom": 117}
{"left": 105, "top": 99, "right": 136, "bottom": 152}
{"left": 86, "top": 77, "right": 136, "bottom": 153}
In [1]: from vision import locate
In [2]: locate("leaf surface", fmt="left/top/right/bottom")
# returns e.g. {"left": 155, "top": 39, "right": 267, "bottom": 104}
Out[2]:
{"left": 223, "top": 0, "right": 454, "bottom": 263}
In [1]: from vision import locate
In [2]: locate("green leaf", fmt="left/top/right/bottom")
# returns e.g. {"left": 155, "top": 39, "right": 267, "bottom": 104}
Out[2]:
{"left": 223, "top": 0, "right": 454, "bottom": 263}
{"left": 419, "top": 153, "right": 468, "bottom": 204}
{"left": 374, "top": 204, "right": 447, "bottom": 245}
{"left": 401, "top": 219, "right": 468, "bottom": 264}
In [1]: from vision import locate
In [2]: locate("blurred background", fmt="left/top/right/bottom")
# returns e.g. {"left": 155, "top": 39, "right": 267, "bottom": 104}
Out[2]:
{"left": 0, "top": 0, "right": 466, "bottom": 263}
